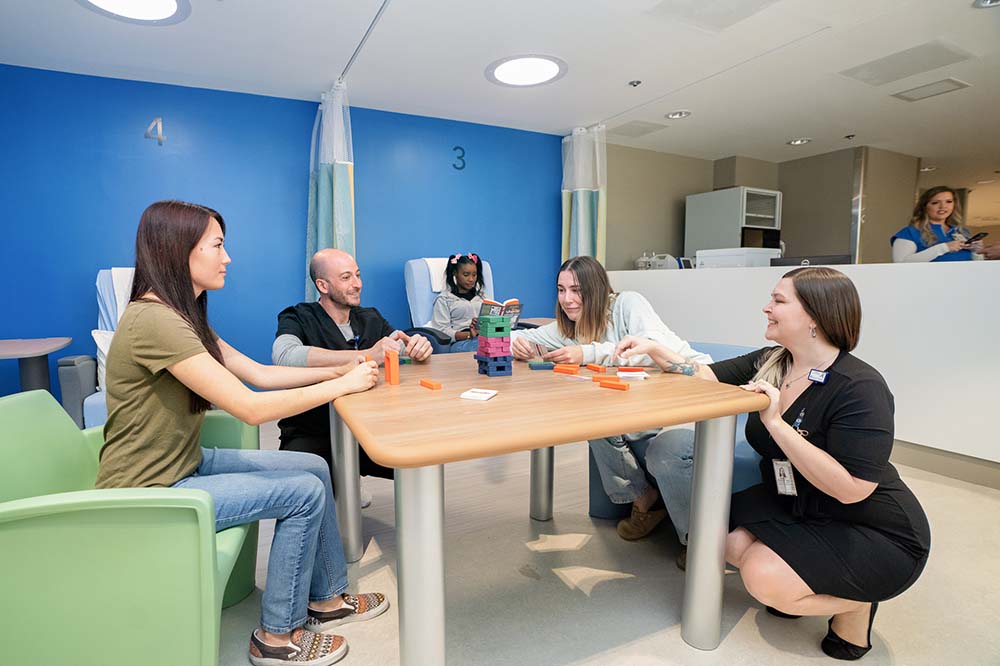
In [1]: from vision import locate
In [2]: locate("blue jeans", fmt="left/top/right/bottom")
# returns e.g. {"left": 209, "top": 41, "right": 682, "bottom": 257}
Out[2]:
{"left": 173, "top": 447, "right": 348, "bottom": 634}
{"left": 645, "top": 429, "right": 695, "bottom": 545}
{"left": 590, "top": 428, "right": 695, "bottom": 544}
{"left": 449, "top": 338, "right": 479, "bottom": 353}
{"left": 588, "top": 431, "right": 657, "bottom": 504}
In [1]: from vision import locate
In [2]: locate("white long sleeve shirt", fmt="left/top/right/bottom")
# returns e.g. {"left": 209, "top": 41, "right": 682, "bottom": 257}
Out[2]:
{"left": 510, "top": 291, "right": 712, "bottom": 367}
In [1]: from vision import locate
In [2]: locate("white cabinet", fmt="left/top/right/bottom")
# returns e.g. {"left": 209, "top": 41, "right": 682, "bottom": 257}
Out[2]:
{"left": 683, "top": 186, "right": 782, "bottom": 258}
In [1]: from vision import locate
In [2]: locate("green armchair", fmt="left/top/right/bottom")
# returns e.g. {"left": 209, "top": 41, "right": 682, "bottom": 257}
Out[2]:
{"left": 0, "top": 390, "right": 260, "bottom": 666}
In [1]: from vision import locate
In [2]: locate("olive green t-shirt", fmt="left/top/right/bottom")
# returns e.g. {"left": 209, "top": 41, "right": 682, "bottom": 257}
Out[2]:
{"left": 96, "top": 301, "right": 210, "bottom": 489}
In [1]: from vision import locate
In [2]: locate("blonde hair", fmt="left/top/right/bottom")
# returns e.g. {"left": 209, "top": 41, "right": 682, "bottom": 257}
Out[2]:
{"left": 752, "top": 267, "right": 862, "bottom": 386}
{"left": 555, "top": 256, "right": 612, "bottom": 343}
{"left": 910, "top": 186, "right": 965, "bottom": 248}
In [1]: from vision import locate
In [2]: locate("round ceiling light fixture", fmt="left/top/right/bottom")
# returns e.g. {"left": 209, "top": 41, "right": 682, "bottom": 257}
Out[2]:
{"left": 665, "top": 110, "right": 692, "bottom": 120}
{"left": 786, "top": 137, "right": 812, "bottom": 146}
{"left": 919, "top": 166, "right": 937, "bottom": 172}
{"left": 973, "top": 0, "right": 1000, "bottom": 8}
{"left": 485, "top": 55, "right": 568, "bottom": 87}
{"left": 77, "top": 0, "right": 191, "bottom": 25}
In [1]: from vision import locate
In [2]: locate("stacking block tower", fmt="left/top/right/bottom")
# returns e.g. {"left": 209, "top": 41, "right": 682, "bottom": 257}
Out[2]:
{"left": 474, "top": 315, "right": 513, "bottom": 376}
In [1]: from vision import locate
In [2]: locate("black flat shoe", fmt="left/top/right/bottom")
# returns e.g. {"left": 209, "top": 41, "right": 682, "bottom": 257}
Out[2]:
{"left": 821, "top": 602, "right": 878, "bottom": 661}
{"left": 765, "top": 606, "right": 802, "bottom": 619}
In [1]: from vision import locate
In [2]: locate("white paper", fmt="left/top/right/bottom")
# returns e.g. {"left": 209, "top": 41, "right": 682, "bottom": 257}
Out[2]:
{"left": 460, "top": 388, "right": 498, "bottom": 401}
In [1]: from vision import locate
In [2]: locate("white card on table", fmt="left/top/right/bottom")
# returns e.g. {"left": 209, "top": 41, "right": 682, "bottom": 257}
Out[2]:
{"left": 460, "top": 388, "right": 498, "bottom": 401}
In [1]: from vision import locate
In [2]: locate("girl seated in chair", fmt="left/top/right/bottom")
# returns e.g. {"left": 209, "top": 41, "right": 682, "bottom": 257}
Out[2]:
{"left": 429, "top": 252, "right": 485, "bottom": 352}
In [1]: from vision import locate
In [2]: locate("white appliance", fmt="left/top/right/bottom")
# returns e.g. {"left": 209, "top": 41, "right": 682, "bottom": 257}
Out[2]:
{"left": 648, "top": 253, "right": 678, "bottom": 269}
{"left": 695, "top": 247, "right": 781, "bottom": 269}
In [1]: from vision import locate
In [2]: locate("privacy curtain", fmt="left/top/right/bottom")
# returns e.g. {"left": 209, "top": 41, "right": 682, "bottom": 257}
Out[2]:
{"left": 306, "top": 81, "right": 356, "bottom": 300}
{"left": 561, "top": 124, "right": 607, "bottom": 263}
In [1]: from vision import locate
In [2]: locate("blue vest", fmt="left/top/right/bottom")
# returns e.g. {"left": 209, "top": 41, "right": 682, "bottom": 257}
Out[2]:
{"left": 890, "top": 223, "right": 973, "bottom": 262}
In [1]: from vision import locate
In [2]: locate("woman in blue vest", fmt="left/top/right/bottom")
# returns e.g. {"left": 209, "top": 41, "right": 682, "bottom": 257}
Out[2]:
{"left": 891, "top": 186, "right": 980, "bottom": 262}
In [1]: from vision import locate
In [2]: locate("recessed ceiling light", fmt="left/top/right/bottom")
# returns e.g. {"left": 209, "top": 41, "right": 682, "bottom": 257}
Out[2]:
{"left": 973, "top": 0, "right": 1000, "bottom": 8}
{"left": 665, "top": 110, "right": 692, "bottom": 120}
{"left": 786, "top": 138, "right": 811, "bottom": 146}
{"left": 627, "top": 80, "right": 642, "bottom": 88}
{"left": 77, "top": 0, "right": 191, "bottom": 24}
{"left": 919, "top": 166, "right": 937, "bottom": 172}
{"left": 977, "top": 179, "right": 997, "bottom": 184}
{"left": 485, "top": 55, "right": 567, "bottom": 87}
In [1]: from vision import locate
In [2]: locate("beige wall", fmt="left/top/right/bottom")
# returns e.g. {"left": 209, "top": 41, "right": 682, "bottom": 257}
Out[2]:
{"left": 777, "top": 148, "right": 857, "bottom": 257}
{"left": 713, "top": 155, "right": 779, "bottom": 190}
{"left": 605, "top": 143, "right": 713, "bottom": 270}
{"left": 860, "top": 147, "right": 919, "bottom": 264}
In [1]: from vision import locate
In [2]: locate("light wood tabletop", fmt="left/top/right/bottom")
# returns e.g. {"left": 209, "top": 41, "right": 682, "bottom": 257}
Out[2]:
{"left": 334, "top": 352, "right": 768, "bottom": 468}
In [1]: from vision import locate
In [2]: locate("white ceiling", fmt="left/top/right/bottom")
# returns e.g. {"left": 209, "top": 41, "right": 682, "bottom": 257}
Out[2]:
{"left": 2, "top": 0, "right": 998, "bottom": 221}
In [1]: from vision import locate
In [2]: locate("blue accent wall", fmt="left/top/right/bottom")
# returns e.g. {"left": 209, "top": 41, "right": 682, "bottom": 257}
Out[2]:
{"left": 0, "top": 65, "right": 562, "bottom": 398}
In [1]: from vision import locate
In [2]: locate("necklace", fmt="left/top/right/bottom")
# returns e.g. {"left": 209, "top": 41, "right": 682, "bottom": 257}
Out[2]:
{"left": 783, "top": 353, "right": 839, "bottom": 389}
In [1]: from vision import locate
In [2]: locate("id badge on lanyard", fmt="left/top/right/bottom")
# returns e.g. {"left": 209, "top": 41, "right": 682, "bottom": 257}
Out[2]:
{"left": 773, "top": 408, "right": 807, "bottom": 496}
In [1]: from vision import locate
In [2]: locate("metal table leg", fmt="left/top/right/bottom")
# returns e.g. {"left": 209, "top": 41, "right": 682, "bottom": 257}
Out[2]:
{"left": 396, "top": 465, "right": 446, "bottom": 666}
{"left": 681, "top": 415, "right": 737, "bottom": 650}
{"left": 329, "top": 403, "right": 363, "bottom": 563}
{"left": 529, "top": 446, "right": 554, "bottom": 521}
{"left": 18, "top": 355, "right": 51, "bottom": 392}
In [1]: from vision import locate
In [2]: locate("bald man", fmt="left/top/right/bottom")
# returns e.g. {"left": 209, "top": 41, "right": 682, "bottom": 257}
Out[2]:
{"left": 272, "top": 249, "right": 432, "bottom": 481}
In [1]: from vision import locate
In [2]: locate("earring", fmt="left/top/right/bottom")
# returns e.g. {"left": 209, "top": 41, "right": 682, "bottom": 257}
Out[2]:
{"left": 810, "top": 326, "right": 817, "bottom": 338}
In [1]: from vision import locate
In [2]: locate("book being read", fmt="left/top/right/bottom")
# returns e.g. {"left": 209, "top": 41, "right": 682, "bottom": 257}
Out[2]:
{"left": 478, "top": 298, "right": 521, "bottom": 328}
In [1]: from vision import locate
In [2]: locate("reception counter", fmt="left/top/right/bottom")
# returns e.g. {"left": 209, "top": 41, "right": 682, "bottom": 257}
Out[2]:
{"left": 610, "top": 261, "right": 999, "bottom": 464}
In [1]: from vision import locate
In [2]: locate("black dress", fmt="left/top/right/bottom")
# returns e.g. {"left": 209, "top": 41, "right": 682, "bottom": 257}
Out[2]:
{"left": 711, "top": 348, "right": 931, "bottom": 602}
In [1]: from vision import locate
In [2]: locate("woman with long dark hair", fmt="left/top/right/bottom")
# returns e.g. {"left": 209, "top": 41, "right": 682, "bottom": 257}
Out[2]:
{"left": 618, "top": 267, "right": 930, "bottom": 660}
{"left": 97, "top": 201, "right": 388, "bottom": 666}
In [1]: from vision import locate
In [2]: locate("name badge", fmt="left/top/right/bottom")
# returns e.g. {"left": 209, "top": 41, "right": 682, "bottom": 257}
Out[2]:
{"left": 808, "top": 369, "right": 829, "bottom": 384}
{"left": 772, "top": 460, "right": 798, "bottom": 496}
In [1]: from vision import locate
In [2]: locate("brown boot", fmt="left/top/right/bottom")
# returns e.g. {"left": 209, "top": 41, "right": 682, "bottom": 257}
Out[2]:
{"left": 616, "top": 505, "right": 667, "bottom": 540}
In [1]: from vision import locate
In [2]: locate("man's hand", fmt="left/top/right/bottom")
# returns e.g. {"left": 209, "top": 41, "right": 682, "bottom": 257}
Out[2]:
{"left": 364, "top": 337, "right": 397, "bottom": 365}
{"left": 391, "top": 330, "right": 432, "bottom": 361}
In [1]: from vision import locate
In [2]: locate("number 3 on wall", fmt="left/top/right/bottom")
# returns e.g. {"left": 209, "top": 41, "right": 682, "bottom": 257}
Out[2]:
{"left": 145, "top": 117, "right": 166, "bottom": 145}
{"left": 452, "top": 145, "right": 466, "bottom": 170}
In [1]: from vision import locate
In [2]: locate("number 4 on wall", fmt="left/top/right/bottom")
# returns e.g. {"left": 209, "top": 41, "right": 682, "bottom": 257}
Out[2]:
{"left": 144, "top": 117, "right": 166, "bottom": 145}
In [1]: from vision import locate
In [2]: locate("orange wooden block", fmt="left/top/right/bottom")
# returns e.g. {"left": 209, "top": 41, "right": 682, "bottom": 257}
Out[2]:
{"left": 385, "top": 349, "right": 400, "bottom": 385}
{"left": 591, "top": 375, "right": 606, "bottom": 382}
{"left": 599, "top": 379, "right": 629, "bottom": 391}
{"left": 553, "top": 365, "right": 580, "bottom": 375}
{"left": 586, "top": 364, "right": 606, "bottom": 373}
{"left": 617, "top": 367, "right": 644, "bottom": 373}
{"left": 420, "top": 378, "right": 442, "bottom": 390}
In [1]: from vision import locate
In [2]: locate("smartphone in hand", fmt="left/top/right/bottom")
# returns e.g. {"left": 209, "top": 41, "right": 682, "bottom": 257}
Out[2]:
{"left": 965, "top": 232, "right": 989, "bottom": 244}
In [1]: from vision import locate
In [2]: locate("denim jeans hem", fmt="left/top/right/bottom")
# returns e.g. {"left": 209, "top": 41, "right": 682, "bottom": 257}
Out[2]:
{"left": 260, "top": 616, "right": 310, "bottom": 635}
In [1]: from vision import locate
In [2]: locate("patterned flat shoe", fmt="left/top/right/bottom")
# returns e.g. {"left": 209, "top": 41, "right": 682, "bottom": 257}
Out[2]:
{"left": 616, "top": 505, "right": 667, "bottom": 540}
{"left": 249, "top": 627, "right": 347, "bottom": 666}
{"left": 306, "top": 592, "right": 390, "bottom": 632}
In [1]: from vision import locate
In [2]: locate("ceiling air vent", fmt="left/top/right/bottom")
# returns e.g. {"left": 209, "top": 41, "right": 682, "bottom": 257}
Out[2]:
{"left": 839, "top": 41, "right": 971, "bottom": 86}
{"left": 891, "top": 78, "right": 970, "bottom": 102}
{"left": 608, "top": 121, "right": 669, "bottom": 138}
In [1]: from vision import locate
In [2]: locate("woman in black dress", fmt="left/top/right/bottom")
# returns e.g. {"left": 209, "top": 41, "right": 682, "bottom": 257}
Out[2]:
{"left": 616, "top": 267, "right": 930, "bottom": 660}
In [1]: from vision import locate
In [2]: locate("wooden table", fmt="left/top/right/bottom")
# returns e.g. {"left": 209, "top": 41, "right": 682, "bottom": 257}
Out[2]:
{"left": 330, "top": 352, "right": 768, "bottom": 664}
{"left": 0, "top": 338, "right": 72, "bottom": 392}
